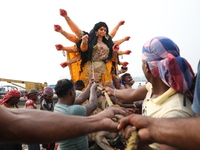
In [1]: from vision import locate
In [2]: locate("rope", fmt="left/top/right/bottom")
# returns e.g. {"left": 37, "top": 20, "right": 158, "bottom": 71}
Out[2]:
{"left": 97, "top": 86, "right": 139, "bottom": 149}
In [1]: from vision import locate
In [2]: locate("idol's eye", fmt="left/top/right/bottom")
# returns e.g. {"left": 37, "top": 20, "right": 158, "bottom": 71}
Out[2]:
{"left": 99, "top": 28, "right": 107, "bottom": 32}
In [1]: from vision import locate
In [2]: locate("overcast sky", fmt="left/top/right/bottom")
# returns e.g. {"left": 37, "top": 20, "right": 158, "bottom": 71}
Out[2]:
{"left": 0, "top": 0, "right": 199, "bottom": 85}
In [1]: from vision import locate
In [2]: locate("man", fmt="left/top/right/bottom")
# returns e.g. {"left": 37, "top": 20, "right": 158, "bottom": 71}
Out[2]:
{"left": 40, "top": 87, "right": 55, "bottom": 150}
{"left": 24, "top": 89, "right": 39, "bottom": 109}
{"left": 0, "top": 89, "right": 21, "bottom": 108}
{"left": 120, "top": 73, "right": 135, "bottom": 89}
{"left": 40, "top": 87, "right": 55, "bottom": 111}
{"left": 104, "top": 36, "right": 195, "bottom": 150}
{"left": 0, "top": 90, "right": 22, "bottom": 150}
{"left": 117, "top": 59, "right": 200, "bottom": 150}
{"left": 74, "top": 80, "right": 85, "bottom": 98}
{"left": 24, "top": 89, "right": 40, "bottom": 150}
{"left": 191, "top": 60, "right": 200, "bottom": 116}
{"left": 54, "top": 79, "right": 98, "bottom": 150}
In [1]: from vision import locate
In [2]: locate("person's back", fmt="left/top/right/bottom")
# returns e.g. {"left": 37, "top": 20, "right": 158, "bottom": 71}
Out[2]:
{"left": 54, "top": 104, "right": 88, "bottom": 150}
{"left": 53, "top": 79, "right": 98, "bottom": 150}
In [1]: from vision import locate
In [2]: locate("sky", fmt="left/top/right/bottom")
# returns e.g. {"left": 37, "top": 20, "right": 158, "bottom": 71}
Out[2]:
{"left": 0, "top": 0, "right": 200, "bottom": 86}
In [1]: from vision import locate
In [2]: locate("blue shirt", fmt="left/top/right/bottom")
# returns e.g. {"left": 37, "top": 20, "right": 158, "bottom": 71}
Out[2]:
{"left": 192, "top": 60, "right": 200, "bottom": 115}
{"left": 54, "top": 103, "right": 88, "bottom": 150}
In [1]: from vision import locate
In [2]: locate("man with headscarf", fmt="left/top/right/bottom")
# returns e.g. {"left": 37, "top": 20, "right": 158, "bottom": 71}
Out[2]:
{"left": 104, "top": 36, "right": 195, "bottom": 150}
{"left": 0, "top": 89, "right": 22, "bottom": 150}
{"left": 40, "top": 87, "right": 55, "bottom": 111}
{"left": 0, "top": 89, "right": 21, "bottom": 108}
{"left": 40, "top": 87, "right": 55, "bottom": 150}
{"left": 24, "top": 89, "right": 39, "bottom": 109}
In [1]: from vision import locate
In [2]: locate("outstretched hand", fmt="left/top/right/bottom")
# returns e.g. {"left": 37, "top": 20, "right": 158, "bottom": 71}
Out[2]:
{"left": 82, "top": 35, "right": 88, "bottom": 42}
{"left": 124, "top": 36, "right": 131, "bottom": 41}
{"left": 118, "top": 20, "right": 125, "bottom": 26}
{"left": 120, "top": 61, "right": 129, "bottom": 66}
{"left": 118, "top": 114, "right": 154, "bottom": 145}
{"left": 123, "top": 50, "right": 132, "bottom": 55}
{"left": 54, "top": 24, "right": 62, "bottom": 32}
{"left": 60, "top": 62, "right": 68, "bottom": 68}
{"left": 93, "top": 105, "right": 127, "bottom": 132}
{"left": 60, "top": 9, "right": 67, "bottom": 17}
{"left": 113, "top": 44, "right": 120, "bottom": 52}
{"left": 55, "top": 44, "right": 63, "bottom": 50}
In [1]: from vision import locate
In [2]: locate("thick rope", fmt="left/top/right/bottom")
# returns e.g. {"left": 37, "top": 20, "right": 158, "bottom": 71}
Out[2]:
{"left": 97, "top": 86, "right": 139, "bottom": 149}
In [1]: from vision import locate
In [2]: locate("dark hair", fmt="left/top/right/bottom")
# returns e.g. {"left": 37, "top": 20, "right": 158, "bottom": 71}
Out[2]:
{"left": 55, "top": 79, "right": 74, "bottom": 98}
{"left": 76, "top": 22, "right": 114, "bottom": 71}
{"left": 121, "top": 73, "right": 131, "bottom": 84}
{"left": 75, "top": 80, "right": 85, "bottom": 87}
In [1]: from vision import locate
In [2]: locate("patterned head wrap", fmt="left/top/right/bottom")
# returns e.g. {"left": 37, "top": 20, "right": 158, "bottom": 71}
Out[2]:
{"left": 0, "top": 90, "right": 21, "bottom": 107}
{"left": 39, "top": 87, "right": 54, "bottom": 103}
{"left": 142, "top": 36, "right": 194, "bottom": 92}
{"left": 43, "top": 87, "right": 54, "bottom": 96}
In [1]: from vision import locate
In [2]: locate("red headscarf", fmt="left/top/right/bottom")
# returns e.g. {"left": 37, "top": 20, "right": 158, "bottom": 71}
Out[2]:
{"left": 0, "top": 90, "right": 21, "bottom": 108}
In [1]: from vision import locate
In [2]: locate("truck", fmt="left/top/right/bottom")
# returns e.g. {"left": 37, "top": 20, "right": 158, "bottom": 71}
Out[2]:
{"left": 0, "top": 78, "right": 48, "bottom": 98}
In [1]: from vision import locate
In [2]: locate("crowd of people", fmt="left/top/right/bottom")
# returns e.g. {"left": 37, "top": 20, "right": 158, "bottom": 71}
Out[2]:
{"left": 0, "top": 8, "right": 200, "bottom": 150}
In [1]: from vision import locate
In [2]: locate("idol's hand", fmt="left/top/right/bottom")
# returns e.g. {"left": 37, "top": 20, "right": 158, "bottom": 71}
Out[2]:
{"left": 59, "top": 9, "right": 67, "bottom": 17}
{"left": 120, "top": 62, "right": 129, "bottom": 66}
{"left": 123, "top": 50, "right": 132, "bottom": 55}
{"left": 55, "top": 44, "right": 63, "bottom": 51}
{"left": 54, "top": 24, "right": 62, "bottom": 32}
{"left": 124, "top": 36, "right": 131, "bottom": 41}
{"left": 82, "top": 35, "right": 88, "bottom": 43}
{"left": 60, "top": 62, "right": 69, "bottom": 68}
{"left": 113, "top": 44, "right": 120, "bottom": 52}
{"left": 118, "top": 20, "right": 125, "bottom": 26}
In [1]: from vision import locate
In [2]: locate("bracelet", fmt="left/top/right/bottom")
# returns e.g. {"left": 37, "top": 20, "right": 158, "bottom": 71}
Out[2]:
{"left": 114, "top": 89, "right": 117, "bottom": 98}
{"left": 65, "top": 16, "right": 71, "bottom": 22}
{"left": 61, "top": 30, "right": 66, "bottom": 34}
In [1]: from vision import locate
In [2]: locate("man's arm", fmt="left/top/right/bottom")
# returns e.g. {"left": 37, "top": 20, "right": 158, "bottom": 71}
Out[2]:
{"left": 118, "top": 114, "right": 200, "bottom": 150}
{"left": 105, "top": 85, "right": 147, "bottom": 103}
{"left": 75, "top": 79, "right": 94, "bottom": 104}
{"left": 0, "top": 105, "right": 126, "bottom": 144}
{"left": 84, "top": 83, "right": 98, "bottom": 116}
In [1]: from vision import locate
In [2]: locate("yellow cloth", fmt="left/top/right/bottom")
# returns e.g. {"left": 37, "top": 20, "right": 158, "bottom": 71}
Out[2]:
{"left": 145, "top": 82, "right": 177, "bottom": 105}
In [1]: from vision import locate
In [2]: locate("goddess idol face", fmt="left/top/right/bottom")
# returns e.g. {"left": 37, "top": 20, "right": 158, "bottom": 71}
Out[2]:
{"left": 97, "top": 26, "right": 107, "bottom": 37}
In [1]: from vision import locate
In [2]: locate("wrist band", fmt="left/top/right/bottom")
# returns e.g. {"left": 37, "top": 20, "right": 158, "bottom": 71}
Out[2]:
{"left": 114, "top": 89, "right": 117, "bottom": 98}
